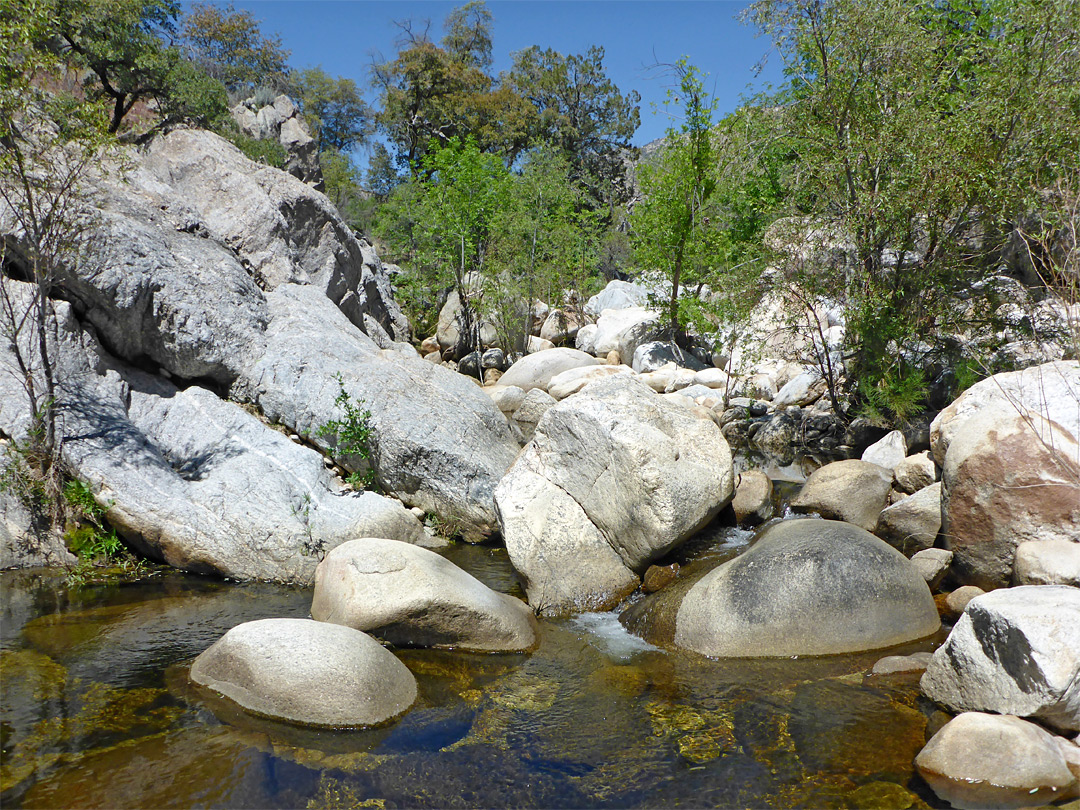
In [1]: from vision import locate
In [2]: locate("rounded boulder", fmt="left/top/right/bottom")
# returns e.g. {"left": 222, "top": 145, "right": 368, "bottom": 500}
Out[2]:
{"left": 674, "top": 519, "right": 940, "bottom": 657}
{"left": 189, "top": 618, "right": 416, "bottom": 728}
{"left": 311, "top": 538, "right": 537, "bottom": 652}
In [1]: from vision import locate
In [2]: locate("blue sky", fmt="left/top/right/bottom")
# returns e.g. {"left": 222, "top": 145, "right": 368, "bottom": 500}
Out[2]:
{"left": 204, "top": 1, "right": 783, "bottom": 157}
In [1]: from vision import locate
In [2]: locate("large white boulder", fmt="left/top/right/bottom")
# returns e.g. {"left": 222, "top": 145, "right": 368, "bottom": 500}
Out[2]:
{"left": 497, "top": 347, "right": 599, "bottom": 392}
{"left": 930, "top": 360, "right": 1080, "bottom": 465}
{"left": 590, "top": 307, "right": 663, "bottom": 362}
{"left": 860, "top": 430, "right": 907, "bottom": 470}
{"left": 311, "top": 538, "right": 537, "bottom": 652}
{"left": 190, "top": 618, "right": 416, "bottom": 727}
{"left": 583, "top": 279, "right": 651, "bottom": 318}
{"left": 671, "top": 519, "right": 939, "bottom": 657}
{"left": 921, "top": 586, "right": 1080, "bottom": 733}
{"left": 495, "top": 376, "right": 734, "bottom": 616}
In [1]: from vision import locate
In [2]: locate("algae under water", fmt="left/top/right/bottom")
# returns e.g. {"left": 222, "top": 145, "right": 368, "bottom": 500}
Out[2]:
{"left": 1, "top": 525, "right": 949, "bottom": 809}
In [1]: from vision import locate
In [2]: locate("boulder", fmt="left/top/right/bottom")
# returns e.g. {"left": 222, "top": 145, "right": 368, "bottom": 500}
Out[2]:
{"left": 590, "top": 307, "right": 664, "bottom": 362}
{"left": 750, "top": 410, "right": 803, "bottom": 461}
{"left": 231, "top": 94, "right": 321, "bottom": 186}
{"left": 790, "top": 459, "right": 894, "bottom": 532}
{"left": 546, "top": 364, "right": 633, "bottom": 400}
{"left": 498, "top": 347, "right": 599, "bottom": 392}
{"left": 875, "top": 482, "right": 942, "bottom": 556}
{"left": 495, "top": 376, "right": 734, "bottom": 616}
{"left": 915, "top": 713, "right": 1079, "bottom": 810}
{"left": 190, "top": 618, "right": 416, "bottom": 727}
{"left": 484, "top": 385, "right": 527, "bottom": 415}
{"left": 575, "top": 323, "right": 599, "bottom": 355}
{"left": 527, "top": 335, "right": 555, "bottom": 354}
{"left": 930, "top": 360, "right": 1080, "bottom": 465}
{"left": 1014, "top": 538, "right": 1080, "bottom": 586}
{"left": 311, "top": 538, "right": 537, "bottom": 652}
{"left": 693, "top": 367, "right": 730, "bottom": 390}
{"left": 772, "top": 370, "right": 825, "bottom": 408}
{"left": 941, "top": 406, "right": 1080, "bottom": 589}
{"left": 921, "top": 586, "right": 1080, "bottom": 733}
{"left": 631, "top": 341, "right": 708, "bottom": 374}
{"left": 731, "top": 470, "right": 774, "bottom": 525}
{"left": 511, "top": 388, "right": 558, "bottom": 443}
{"left": 893, "top": 451, "right": 936, "bottom": 494}
{"left": 584, "top": 279, "right": 651, "bottom": 318}
{"left": 637, "top": 363, "right": 696, "bottom": 393}
{"left": 539, "top": 309, "right": 582, "bottom": 345}
{"left": 436, "top": 289, "right": 497, "bottom": 358}
{"left": 860, "top": 430, "right": 907, "bottom": 470}
{"left": 672, "top": 519, "right": 940, "bottom": 657}
{"left": 911, "top": 548, "right": 953, "bottom": 591}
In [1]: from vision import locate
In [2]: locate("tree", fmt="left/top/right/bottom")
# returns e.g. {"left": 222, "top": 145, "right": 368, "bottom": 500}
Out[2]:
{"left": 290, "top": 67, "right": 373, "bottom": 153}
{"left": 487, "top": 147, "right": 601, "bottom": 352}
{"left": 442, "top": 0, "right": 493, "bottom": 71}
{"left": 1, "top": 0, "right": 113, "bottom": 518}
{"left": 509, "top": 45, "right": 640, "bottom": 214}
{"left": 745, "top": 0, "right": 1080, "bottom": 419}
{"left": 182, "top": 1, "right": 290, "bottom": 95}
{"left": 366, "top": 142, "right": 402, "bottom": 200}
{"left": 371, "top": 2, "right": 534, "bottom": 170}
{"left": 631, "top": 61, "right": 722, "bottom": 339}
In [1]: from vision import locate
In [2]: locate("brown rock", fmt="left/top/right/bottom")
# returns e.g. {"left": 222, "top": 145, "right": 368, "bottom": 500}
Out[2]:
{"left": 642, "top": 563, "right": 680, "bottom": 593}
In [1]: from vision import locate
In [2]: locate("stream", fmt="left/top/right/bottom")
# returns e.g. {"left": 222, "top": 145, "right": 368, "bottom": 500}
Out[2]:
{"left": 1, "top": 507, "right": 950, "bottom": 809}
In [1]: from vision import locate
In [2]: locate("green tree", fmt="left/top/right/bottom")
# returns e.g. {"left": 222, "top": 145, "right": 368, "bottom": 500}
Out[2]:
{"left": 745, "top": 0, "right": 1080, "bottom": 419}
{"left": 631, "top": 61, "right": 722, "bottom": 339}
{"left": 488, "top": 147, "right": 600, "bottom": 351}
{"left": 182, "top": 1, "right": 290, "bottom": 95}
{"left": 371, "top": 3, "right": 534, "bottom": 169}
{"left": 509, "top": 45, "right": 640, "bottom": 214}
{"left": 290, "top": 66, "right": 372, "bottom": 153}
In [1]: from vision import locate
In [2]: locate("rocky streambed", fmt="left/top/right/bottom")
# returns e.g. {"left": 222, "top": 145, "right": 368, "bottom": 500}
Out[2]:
{"left": 3, "top": 524, "right": 953, "bottom": 810}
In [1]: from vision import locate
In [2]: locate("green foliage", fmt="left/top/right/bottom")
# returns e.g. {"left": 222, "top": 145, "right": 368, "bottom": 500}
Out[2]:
{"left": 857, "top": 365, "right": 929, "bottom": 427}
{"left": 182, "top": 1, "right": 290, "bottom": 94}
{"left": 744, "top": 0, "right": 1080, "bottom": 416}
{"left": 290, "top": 66, "right": 372, "bottom": 153}
{"left": 219, "top": 121, "right": 287, "bottom": 168}
{"left": 509, "top": 44, "right": 640, "bottom": 213}
{"left": 316, "top": 374, "right": 376, "bottom": 489}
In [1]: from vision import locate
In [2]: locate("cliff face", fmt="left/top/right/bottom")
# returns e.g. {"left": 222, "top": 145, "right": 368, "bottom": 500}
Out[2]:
{"left": 0, "top": 126, "right": 520, "bottom": 579}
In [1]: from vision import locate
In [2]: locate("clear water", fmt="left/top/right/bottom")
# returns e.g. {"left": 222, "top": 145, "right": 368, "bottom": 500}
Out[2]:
{"left": 1, "top": 527, "right": 948, "bottom": 809}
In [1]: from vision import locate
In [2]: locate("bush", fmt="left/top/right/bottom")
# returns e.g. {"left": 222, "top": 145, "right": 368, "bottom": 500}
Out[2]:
{"left": 316, "top": 374, "right": 376, "bottom": 489}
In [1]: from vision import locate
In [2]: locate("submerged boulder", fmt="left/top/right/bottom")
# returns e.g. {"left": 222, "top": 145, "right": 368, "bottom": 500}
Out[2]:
{"left": 311, "top": 538, "right": 537, "bottom": 652}
{"left": 495, "top": 376, "right": 734, "bottom": 616}
{"left": 190, "top": 618, "right": 416, "bottom": 727}
{"left": 915, "top": 713, "right": 1079, "bottom": 810}
{"left": 667, "top": 519, "right": 939, "bottom": 657}
{"left": 921, "top": 585, "right": 1080, "bottom": 733}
